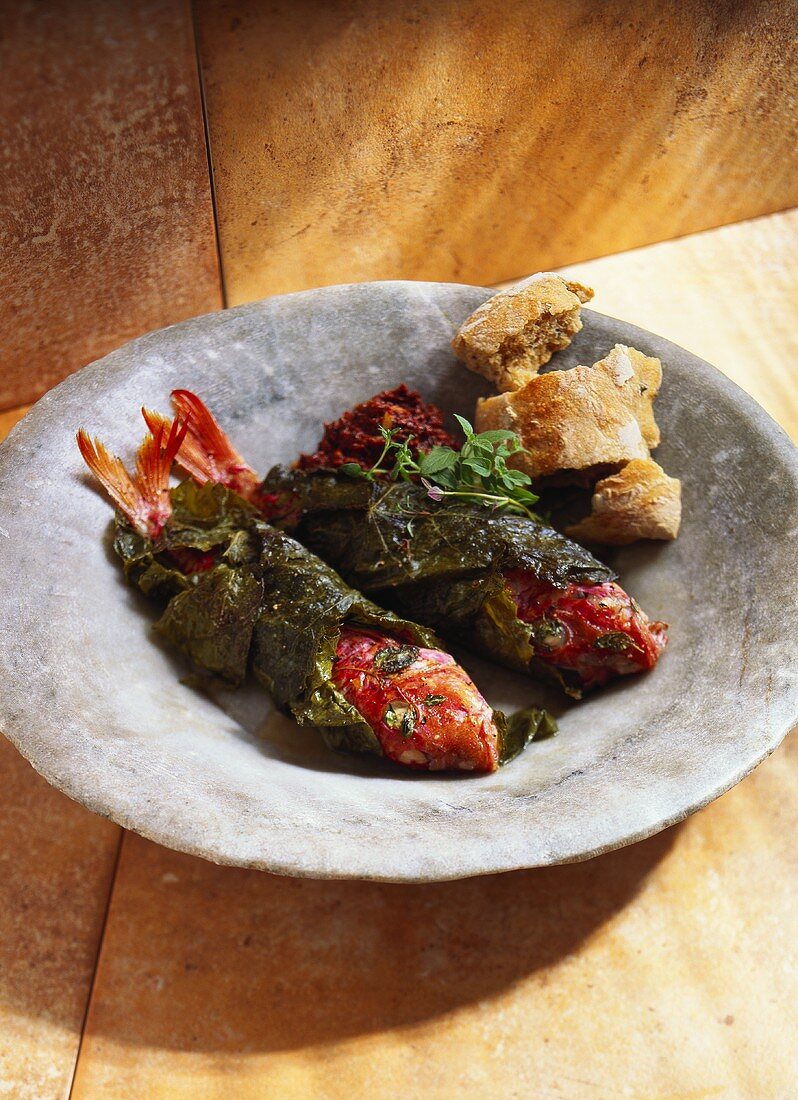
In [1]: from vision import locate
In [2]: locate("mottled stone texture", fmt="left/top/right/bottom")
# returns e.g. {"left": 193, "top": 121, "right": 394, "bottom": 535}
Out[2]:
{"left": 0, "top": 284, "right": 795, "bottom": 882}
{"left": 0, "top": 0, "right": 221, "bottom": 409}
{"left": 194, "top": 0, "right": 798, "bottom": 304}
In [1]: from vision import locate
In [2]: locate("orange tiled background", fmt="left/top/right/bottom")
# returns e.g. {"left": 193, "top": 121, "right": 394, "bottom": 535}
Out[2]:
{"left": 1, "top": 3, "right": 796, "bottom": 1097}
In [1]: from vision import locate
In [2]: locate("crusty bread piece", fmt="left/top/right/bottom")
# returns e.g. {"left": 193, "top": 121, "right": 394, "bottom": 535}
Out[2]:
{"left": 565, "top": 459, "right": 681, "bottom": 545}
{"left": 452, "top": 273, "right": 594, "bottom": 392}
{"left": 474, "top": 344, "right": 662, "bottom": 480}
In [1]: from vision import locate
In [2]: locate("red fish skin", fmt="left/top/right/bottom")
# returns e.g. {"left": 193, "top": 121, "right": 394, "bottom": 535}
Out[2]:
{"left": 505, "top": 572, "right": 667, "bottom": 692}
{"left": 166, "top": 546, "right": 218, "bottom": 575}
{"left": 332, "top": 627, "right": 500, "bottom": 772}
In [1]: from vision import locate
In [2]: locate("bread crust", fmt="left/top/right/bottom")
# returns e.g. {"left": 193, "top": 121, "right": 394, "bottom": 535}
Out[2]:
{"left": 565, "top": 458, "right": 682, "bottom": 545}
{"left": 474, "top": 344, "right": 662, "bottom": 480}
{"left": 452, "top": 272, "right": 594, "bottom": 392}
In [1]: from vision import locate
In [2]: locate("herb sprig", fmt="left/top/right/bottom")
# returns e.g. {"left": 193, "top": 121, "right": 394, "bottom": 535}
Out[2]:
{"left": 340, "top": 415, "right": 539, "bottom": 520}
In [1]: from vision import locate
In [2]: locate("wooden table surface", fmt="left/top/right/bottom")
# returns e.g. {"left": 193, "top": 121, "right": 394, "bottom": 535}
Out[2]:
{"left": 1, "top": 6, "right": 797, "bottom": 1098}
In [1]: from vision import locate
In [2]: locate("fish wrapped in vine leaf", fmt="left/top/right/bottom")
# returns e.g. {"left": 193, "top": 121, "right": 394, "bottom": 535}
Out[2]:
{"left": 264, "top": 468, "right": 594, "bottom": 686}
{"left": 79, "top": 426, "right": 551, "bottom": 771}
{"left": 142, "top": 389, "right": 668, "bottom": 696}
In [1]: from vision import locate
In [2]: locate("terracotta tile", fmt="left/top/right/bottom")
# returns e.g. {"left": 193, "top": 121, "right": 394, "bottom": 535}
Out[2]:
{"left": 194, "top": 0, "right": 798, "bottom": 304}
{"left": 0, "top": 405, "right": 121, "bottom": 1099}
{"left": 560, "top": 209, "right": 798, "bottom": 441}
{"left": 0, "top": 406, "right": 30, "bottom": 440}
{"left": 69, "top": 737, "right": 798, "bottom": 1098}
{"left": 0, "top": 736, "right": 120, "bottom": 1100}
{"left": 0, "top": 0, "right": 222, "bottom": 409}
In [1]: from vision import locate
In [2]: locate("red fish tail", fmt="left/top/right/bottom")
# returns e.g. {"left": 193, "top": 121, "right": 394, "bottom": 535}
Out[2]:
{"left": 134, "top": 417, "right": 188, "bottom": 536}
{"left": 141, "top": 406, "right": 172, "bottom": 439}
{"left": 77, "top": 429, "right": 151, "bottom": 537}
{"left": 77, "top": 418, "right": 186, "bottom": 538}
{"left": 169, "top": 389, "right": 261, "bottom": 500}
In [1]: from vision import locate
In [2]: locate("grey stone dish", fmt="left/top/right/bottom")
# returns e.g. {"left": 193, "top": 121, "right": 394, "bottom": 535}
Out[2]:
{"left": 0, "top": 282, "right": 796, "bottom": 882}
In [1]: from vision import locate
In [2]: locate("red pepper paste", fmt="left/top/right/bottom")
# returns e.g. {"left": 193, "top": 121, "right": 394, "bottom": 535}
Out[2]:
{"left": 297, "top": 385, "right": 458, "bottom": 472}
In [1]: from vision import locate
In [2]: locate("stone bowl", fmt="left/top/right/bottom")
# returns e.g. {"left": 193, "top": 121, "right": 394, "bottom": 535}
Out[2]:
{"left": 0, "top": 282, "right": 795, "bottom": 881}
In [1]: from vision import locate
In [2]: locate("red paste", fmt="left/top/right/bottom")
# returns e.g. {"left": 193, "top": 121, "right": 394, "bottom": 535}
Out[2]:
{"left": 297, "top": 385, "right": 457, "bottom": 472}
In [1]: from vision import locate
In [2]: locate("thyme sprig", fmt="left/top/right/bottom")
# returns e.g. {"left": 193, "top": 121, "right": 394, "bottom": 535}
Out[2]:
{"left": 339, "top": 415, "right": 539, "bottom": 520}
